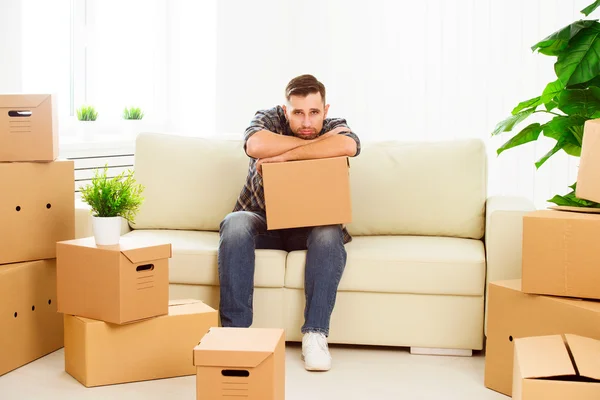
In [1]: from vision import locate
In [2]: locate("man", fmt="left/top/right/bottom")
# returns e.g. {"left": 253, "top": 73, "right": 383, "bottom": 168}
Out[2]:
{"left": 217, "top": 74, "right": 361, "bottom": 371}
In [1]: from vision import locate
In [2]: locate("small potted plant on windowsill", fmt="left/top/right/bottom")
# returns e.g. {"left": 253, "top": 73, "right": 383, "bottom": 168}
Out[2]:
{"left": 76, "top": 105, "right": 98, "bottom": 139}
{"left": 123, "top": 106, "right": 144, "bottom": 138}
{"left": 80, "top": 165, "right": 145, "bottom": 245}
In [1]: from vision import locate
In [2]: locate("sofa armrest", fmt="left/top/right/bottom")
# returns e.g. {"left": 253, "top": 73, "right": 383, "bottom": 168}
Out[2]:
{"left": 484, "top": 195, "right": 536, "bottom": 334}
{"left": 75, "top": 199, "right": 133, "bottom": 239}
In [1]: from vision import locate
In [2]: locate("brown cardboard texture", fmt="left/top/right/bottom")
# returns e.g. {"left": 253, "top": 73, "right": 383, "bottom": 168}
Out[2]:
{"left": 513, "top": 334, "right": 600, "bottom": 399}
{"left": 484, "top": 279, "right": 600, "bottom": 396}
{"left": 576, "top": 118, "right": 600, "bottom": 203}
{"left": 0, "top": 160, "right": 75, "bottom": 265}
{"left": 194, "top": 327, "right": 285, "bottom": 400}
{"left": 0, "top": 94, "right": 59, "bottom": 162}
{"left": 0, "top": 260, "right": 63, "bottom": 376}
{"left": 64, "top": 300, "right": 218, "bottom": 387}
{"left": 522, "top": 209, "right": 600, "bottom": 300}
{"left": 57, "top": 236, "right": 171, "bottom": 324}
{"left": 262, "top": 156, "right": 352, "bottom": 230}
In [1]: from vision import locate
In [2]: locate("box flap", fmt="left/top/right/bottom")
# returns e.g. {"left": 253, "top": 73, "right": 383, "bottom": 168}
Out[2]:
{"left": 169, "top": 299, "right": 201, "bottom": 307}
{"left": 193, "top": 327, "right": 284, "bottom": 368}
{"left": 565, "top": 334, "right": 600, "bottom": 381}
{"left": 515, "top": 335, "right": 576, "bottom": 379}
{"left": 121, "top": 243, "right": 172, "bottom": 264}
{"left": 0, "top": 94, "right": 50, "bottom": 108}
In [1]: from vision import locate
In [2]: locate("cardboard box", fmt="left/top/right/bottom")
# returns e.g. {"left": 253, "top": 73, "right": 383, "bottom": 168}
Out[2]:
{"left": 512, "top": 334, "right": 600, "bottom": 399}
{"left": 522, "top": 209, "right": 600, "bottom": 300}
{"left": 0, "top": 94, "right": 59, "bottom": 162}
{"left": 0, "top": 259, "right": 64, "bottom": 376}
{"left": 576, "top": 118, "right": 600, "bottom": 203}
{"left": 0, "top": 160, "right": 75, "bottom": 265}
{"left": 484, "top": 279, "right": 600, "bottom": 396}
{"left": 262, "top": 156, "right": 352, "bottom": 230}
{"left": 193, "top": 327, "right": 285, "bottom": 400}
{"left": 56, "top": 236, "right": 171, "bottom": 324}
{"left": 64, "top": 299, "right": 218, "bottom": 387}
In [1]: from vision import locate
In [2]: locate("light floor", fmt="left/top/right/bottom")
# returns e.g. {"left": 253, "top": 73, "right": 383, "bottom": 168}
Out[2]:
{"left": 0, "top": 344, "right": 507, "bottom": 400}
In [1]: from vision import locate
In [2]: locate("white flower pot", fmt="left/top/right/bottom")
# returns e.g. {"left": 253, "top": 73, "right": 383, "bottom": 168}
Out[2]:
{"left": 92, "top": 216, "right": 122, "bottom": 245}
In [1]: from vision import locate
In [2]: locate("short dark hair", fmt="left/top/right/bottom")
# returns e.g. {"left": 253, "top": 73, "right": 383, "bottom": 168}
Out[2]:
{"left": 285, "top": 74, "right": 326, "bottom": 103}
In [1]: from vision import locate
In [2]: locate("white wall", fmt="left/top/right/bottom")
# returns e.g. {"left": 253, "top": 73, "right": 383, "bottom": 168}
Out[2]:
{"left": 0, "top": 0, "right": 22, "bottom": 92}
{"left": 216, "top": 0, "right": 594, "bottom": 208}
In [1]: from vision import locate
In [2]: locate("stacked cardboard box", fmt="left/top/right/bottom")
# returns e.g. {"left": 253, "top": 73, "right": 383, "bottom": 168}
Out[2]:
{"left": 0, "top": 94, "right": 74, "bottom": 376}
{"left": 57, "top": 235, "right": 219, "bottom": 387}
{"left": 484, "top": 118, "right": 600, "bottom": 398}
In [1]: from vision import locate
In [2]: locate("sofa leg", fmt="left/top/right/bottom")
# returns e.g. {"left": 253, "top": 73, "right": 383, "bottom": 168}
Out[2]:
{"left": 410, "top": 347, "right": 473, "bottom": 357}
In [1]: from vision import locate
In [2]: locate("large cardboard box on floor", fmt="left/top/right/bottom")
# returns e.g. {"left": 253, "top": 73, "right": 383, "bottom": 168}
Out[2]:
{"left": 0, "top": 160, "right": 74, "bottom": 265}
{"left": 484, "top": 279, "right": 600, "bottom": 397}
{"left": 64, "top": 299, "right": 218, "bottom": 387}
{"left": 0, "top": 94, "right": 59, "bottom": 162}
{"left": 194, "top": 327, "right": 285, "bottom": 400}
{"left": 522, "top": 209, "right": 600, "bottom": 300}
{"left": 576, "top": 118, "right": 600, "bottom": 203}
{"left": 512, "top": 334, "right": 600, "bottom": 399}
{"left": 56, "top": 237, "right": 171, "bottom": 324}
{"left": 262, "top": 156, "right": 352, "bottom": 230}
{"left": 0, "top": 260, "right": 63, "bottom": 376}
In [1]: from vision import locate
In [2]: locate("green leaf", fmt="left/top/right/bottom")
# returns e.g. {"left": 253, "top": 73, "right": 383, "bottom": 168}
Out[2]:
{"left": 541, "top": 115, "right": 585, "bottom": 157}
{"left": 535, "top": 137, "right": 567, "bottom": 168}
{"left": 542, "top": 79, "right": 566, "bottom": 103}
{"left": 567, "top": 74, "right": 600, "bottom": 89}
{"left": 555, "top": 23, "right": 600, "bottom": 86}
{"left": 511, "top": 96, "right": 542, "bottom": 115}
{"left": 491, "top": 109, "right": 535, "bottom": 136}
{"left": 548, "top": 181, "right": 600, "bottom": 207}
{"left": 497, "top": 123, "right": 543, "bottom": 155}
{"left": 532, "top": 20, "right": 597, "bottom": 56}
{"left": 557, "top": 87, "right": 600, "bottom": 116}
{"left": 545, "top": 100, "right": 558, "bottom": 111}
{"left": 582, "top": 1, "right": 600, "bottom": 17}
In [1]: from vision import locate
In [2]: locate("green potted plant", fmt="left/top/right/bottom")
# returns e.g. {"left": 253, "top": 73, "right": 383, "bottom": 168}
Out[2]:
{"left": 122, "top": 106, "right": 144, "bottom": 138}
{"left": 76, "top": 105, "right": 98, "bottom": 139}
{"left": 80, "top": 165, "right": 145, "bottom": 245}
{"left": 123, "top": 106, "right": 144, "bottom": 120}
{"left": 491, "top": 0, "right": 600, "bottom": 208}
{"left": 77, "top": 105, "right": 99, "bottom": 121}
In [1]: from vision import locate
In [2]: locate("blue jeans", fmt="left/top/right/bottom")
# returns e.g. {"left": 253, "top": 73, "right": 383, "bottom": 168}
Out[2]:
{"left": 217, "top": 211, "right": 347, "bottom": 336}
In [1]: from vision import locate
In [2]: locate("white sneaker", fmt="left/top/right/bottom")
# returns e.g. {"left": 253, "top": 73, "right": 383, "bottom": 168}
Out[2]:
{"left": 302, "top": 332, "right": 332, "bottom": 371}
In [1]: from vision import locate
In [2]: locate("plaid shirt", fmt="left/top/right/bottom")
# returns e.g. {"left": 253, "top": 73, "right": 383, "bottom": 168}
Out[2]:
{"left": 233, "top": 105, "right": 361, "bottom": 244}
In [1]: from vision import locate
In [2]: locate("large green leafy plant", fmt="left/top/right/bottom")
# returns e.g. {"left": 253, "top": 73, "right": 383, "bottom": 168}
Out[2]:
{"left": 492, "top": 0, "right": 600, "bottom": 208}
{"left": 80, "top": 165, "right": 145, "bottom": 222}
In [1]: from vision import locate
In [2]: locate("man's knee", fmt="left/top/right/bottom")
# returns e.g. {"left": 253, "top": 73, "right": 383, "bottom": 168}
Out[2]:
{"left": 220, "top": 212, "right": 257, "bottom": 238}
{"left": 308, "top": 225, "right": 343, "bottom": 247}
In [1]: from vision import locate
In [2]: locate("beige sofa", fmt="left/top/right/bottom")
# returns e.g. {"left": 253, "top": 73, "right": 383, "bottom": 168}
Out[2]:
{"left": 75, "top": 132, "right": 535, "bottom": 354}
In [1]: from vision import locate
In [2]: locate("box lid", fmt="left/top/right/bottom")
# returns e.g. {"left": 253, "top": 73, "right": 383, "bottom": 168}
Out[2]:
{"left": 516, "top": 334, "right": 600, "bottom": 381}
{"left": 193, "top": 327, "right": 284, "bottom": 368}
{"left": 57, "top": 237, "right": 172, "bottom": 263}
{"left": 565, "top": 334, "right": 600, "bottom": 380}
{"left": 0, "top": 94, "right": 50, "bottom": 108}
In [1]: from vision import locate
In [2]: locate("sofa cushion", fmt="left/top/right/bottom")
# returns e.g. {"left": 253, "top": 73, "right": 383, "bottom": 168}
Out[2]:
{"left": 285, "top": 236, "right": 486, "bottom": 296}
{"left": 346, "top": 139, "right": 487, "bottom": 239}
{"left": 131, "top": 133, "right": 249, "bottom": 231}
{"left": 122, "top": 229, "right": 286, "bottom": 288}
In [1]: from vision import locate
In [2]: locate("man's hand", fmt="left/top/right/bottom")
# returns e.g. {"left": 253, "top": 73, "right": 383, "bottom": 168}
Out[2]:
{"left": 316, "top": 126, "right": 349, "bottom": 141}
{"left": 256, "top": 154, "right": 287, "bottom": 175}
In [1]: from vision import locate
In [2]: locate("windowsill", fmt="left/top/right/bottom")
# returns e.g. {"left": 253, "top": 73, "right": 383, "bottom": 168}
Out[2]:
{"left": 58, "top": 118, "right": 167, "bottom": 155}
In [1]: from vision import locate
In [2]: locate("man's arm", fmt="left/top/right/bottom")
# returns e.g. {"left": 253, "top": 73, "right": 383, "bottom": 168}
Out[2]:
{"left": 256, "top": 134, "right": 357, "bottom": 173}
{"left": 246, "top": 126, "right": 348, "bottom": 159}
{"left": 282, "top": 134, "right": 357, "bottom": 161}
{"left": 246, "top": 130, "right": 315, "bottom": 159}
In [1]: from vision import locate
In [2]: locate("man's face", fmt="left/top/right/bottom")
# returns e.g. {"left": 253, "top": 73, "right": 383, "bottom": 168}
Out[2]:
{"left": 283, "top": 92, "right": 329, "bottom": 140}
